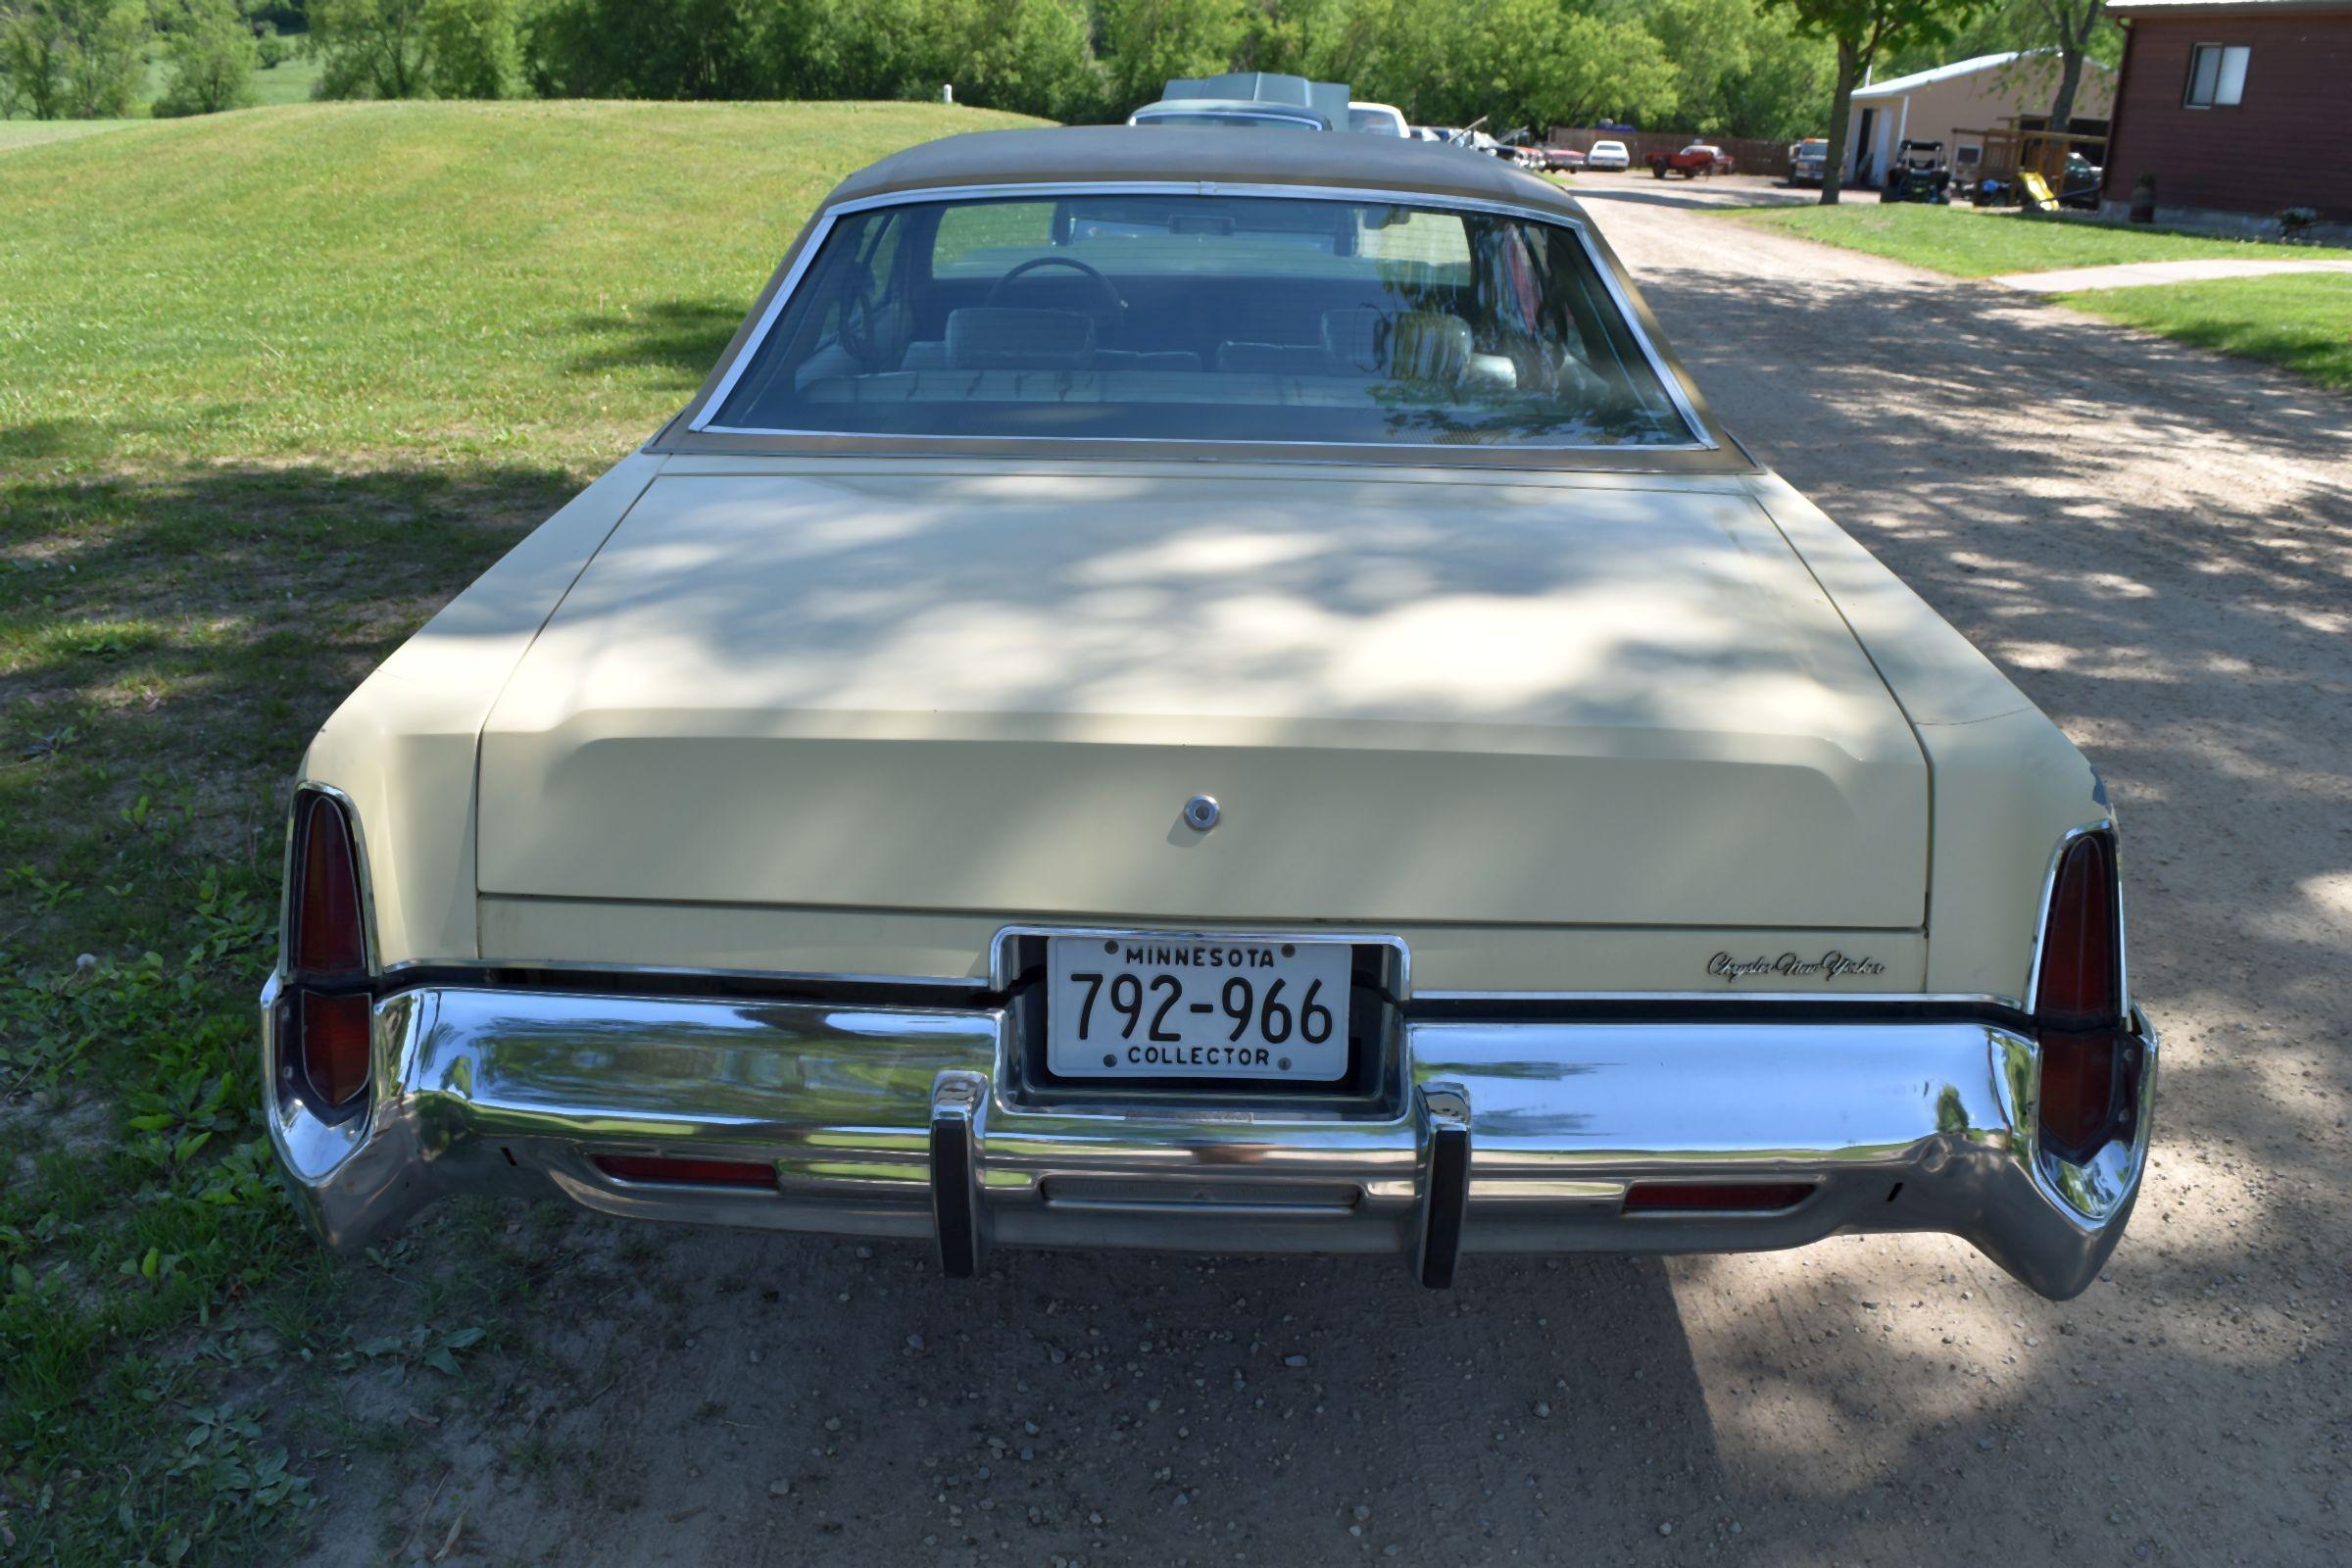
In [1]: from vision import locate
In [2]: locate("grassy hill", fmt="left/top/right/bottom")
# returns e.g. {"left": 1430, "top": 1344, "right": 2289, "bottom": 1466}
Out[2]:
{"left": 0, "top": 99, "right": 1039, "bottom": 1568}
{"left": 1, "top": 99, "right": 1040, "bottom": 466}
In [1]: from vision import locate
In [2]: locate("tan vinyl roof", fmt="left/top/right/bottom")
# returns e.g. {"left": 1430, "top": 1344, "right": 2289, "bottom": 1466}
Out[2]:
{"left": 821, "top": 125, "right": 1586, "bottom": 220}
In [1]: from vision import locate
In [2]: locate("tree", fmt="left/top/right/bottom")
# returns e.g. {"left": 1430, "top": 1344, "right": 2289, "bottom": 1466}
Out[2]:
{"left": 423, "top": 0, "right": 522, "bottom": 98}
{"left": 1097, "top": 0, "right": 1250, "bottom": 112}
{"left": 1765, "top": 0, "right": 1984, "bottom": 203}
{"left": 309, "top": 0, "right": 431, "bottom": 98}
{"left": 523, "top": 0, "right": 769, "bottom": 100}
{"left": 1629, "top": 0, "right": 1837, "bottom": 140}
{"left": 938, "top": 0, "right": 1102, "bottom": 122}
{"left": 0, "top": 0, "right": 143, "bottom": 119}
{"left": 2031, "top": 0, "right": 2108, "bottom": 141}
{"left": 154, "top": 0, "right": 262, "bottom": 117}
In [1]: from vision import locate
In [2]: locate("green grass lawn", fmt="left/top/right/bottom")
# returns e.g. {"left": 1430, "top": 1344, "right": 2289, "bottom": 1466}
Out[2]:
{"left": 2064, "top": 273, "right": 2352, "bottom": 393}
{"left": 0, "top": 97, "right": 1039, "bottom": 1566}
{"left": 1731, "top": 202, "right": 2352, "bottom": 394}
{"left": 0, "top": 118, "right": 146, "bottom": 151}
{"left": 1733, "top": 201, "right": 2352, "bottom": 276}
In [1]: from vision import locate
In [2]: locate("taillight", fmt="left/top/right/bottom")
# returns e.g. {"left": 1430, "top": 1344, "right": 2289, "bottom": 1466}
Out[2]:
{"left": 296, "top": 795, "right": 366, "bottom": 973}
{"left": 281, "top": 792, "right": 372, "bottom": 1111}
{"left": 2034, "top": 832, "right": 2136, "bottom": 1162}
{"left": 298, "top": 991, "right": 372, "bottom": 1106}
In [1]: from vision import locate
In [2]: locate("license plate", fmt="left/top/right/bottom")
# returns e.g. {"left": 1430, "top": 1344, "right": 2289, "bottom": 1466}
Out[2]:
{"left": 1046, "top": 935, "right": 1353, "bottom": 1081}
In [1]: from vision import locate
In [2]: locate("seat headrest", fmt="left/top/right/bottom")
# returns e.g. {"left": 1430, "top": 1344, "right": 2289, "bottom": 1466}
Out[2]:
{"left": 1319, "top": 308, "right": 1474, "bottom": 381}
{"left": 945, "top": 308, "right": 1097, "bottom": 370}
{"left": 1386, "top": 312, "right": 1474, "bottom": 383}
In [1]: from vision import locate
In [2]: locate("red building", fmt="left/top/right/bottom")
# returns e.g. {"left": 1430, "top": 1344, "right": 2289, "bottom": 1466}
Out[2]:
{"left": 2101, "top": 0, "right": 2352, "bottom": 237}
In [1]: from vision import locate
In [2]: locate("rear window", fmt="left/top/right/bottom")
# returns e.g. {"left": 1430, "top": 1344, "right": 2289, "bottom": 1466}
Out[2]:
{"left": 701, "top": 193, "right": 1698, "bottom": 450}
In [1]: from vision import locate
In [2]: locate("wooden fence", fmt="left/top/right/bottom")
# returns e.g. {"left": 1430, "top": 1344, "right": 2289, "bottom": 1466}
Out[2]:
{"left": 1547, "top": 130, "right": 1799, "bottom": 179}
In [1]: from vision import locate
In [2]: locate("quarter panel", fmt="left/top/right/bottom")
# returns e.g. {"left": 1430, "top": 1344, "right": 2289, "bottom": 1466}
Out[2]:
{"left": 1746, "top": 474, "right": 2110, "bottom": 1002}
{"left": 298, "top": 454, "right": 663, "bottom": 967}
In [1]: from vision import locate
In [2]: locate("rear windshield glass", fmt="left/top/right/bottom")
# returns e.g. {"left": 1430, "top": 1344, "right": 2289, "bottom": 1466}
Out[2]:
{"left": 703, "top": 193, "right": 1698, "bottom": 449}
{"left": 1131, "top": 111, "right": 1321, "bottom": 129}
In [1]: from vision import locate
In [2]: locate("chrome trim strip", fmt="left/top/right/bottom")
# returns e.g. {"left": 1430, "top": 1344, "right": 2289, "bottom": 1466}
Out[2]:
{"left": 1413, "top": 989, "right": 2015, "bottom": 1007}
{"left": 685, "top": 179, "right": 1716, "bottom": 454}
{"left": 379, "top": 955, "right": 986, "bottom": 991}
{"left": 384, "top": 956, "right": 2008, "bottom": 1013}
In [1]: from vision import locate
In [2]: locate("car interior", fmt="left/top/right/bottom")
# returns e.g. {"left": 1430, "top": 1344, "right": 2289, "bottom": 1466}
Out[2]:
{"left": 706, "top": 196, "right": 1695, "bottom": 446}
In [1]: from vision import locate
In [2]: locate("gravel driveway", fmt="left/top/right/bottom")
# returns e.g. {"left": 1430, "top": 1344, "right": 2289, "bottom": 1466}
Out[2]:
{"left": 306, "top": 186, "right": 2352, "bottom": 1568}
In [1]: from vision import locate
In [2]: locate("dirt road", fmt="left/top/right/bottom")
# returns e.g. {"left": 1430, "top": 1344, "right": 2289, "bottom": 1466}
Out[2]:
{"left": 305, "top": 185, "right": 2352, "bottom": 1567}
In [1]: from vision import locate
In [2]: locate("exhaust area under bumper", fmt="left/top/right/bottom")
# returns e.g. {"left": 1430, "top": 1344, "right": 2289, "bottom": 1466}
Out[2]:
{"left": 261, "top": 980, "right": 2154, "bottom": 1299}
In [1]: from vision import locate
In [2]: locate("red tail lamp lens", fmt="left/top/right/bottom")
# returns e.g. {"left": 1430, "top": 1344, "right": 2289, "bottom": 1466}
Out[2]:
{"left": 299, "top": 991, "right": 372, "bottom": 1105}
{"left": 2034, "top": 832, "right": 2132, "bottom": 1162}
{"left": 282, "top": 792, "right": 372, "bottom": 1113}
{"left": 1624, "top": 1182, "right": 1814, "bottom": 1213}
{"left": 593, "top": 1154, "right": 779, "bottom": 1190}
{"left": 2035, "top": 834, "right": 2119, "bottom": 1028}
{"left": 295, "top": 795, "right": 366, "bottom": 975}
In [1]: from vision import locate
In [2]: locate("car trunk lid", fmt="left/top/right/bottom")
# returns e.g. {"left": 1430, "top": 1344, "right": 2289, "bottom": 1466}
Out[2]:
{"left": 475, "top": 467, "right": 1927, "bottom": 931}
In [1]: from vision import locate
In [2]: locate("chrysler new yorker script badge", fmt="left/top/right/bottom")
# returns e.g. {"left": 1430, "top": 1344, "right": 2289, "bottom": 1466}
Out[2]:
{"left": 1708, "top": 951, "right": 1886, "bottom": 984}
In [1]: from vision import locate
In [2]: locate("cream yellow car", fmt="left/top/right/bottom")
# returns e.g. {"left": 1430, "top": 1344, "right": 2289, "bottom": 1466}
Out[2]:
{"left": 264, "top": 129, "right": 2154, "bottom": 1297}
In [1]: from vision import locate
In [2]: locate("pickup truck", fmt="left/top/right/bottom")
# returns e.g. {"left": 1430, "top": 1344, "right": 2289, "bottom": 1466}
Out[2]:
{"left": 1649, "top": 143, "right": 1732, "bottom": 178}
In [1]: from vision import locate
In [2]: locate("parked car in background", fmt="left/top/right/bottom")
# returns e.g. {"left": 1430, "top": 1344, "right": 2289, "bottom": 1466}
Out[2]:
{"left": 1648, "top": 143, "right": 1732, "bottom": 178}
{"left": 1585, "top": 138, "right": 1631, "bottom": 171}
{"left": 266, "top": 126, "right": 2154, "bottom": 1303}
{"left": 1788, "top": 137, "right": 1829, "bottom": 186}
{"left": 1541, "top": 145, "right": 1586, "bottom": 172}
{"left": 1128, "top": 72, "right": 1346, "bottom": 130}
{"left": 1348, "top": 102, "right": 1409, "bottom": 136}
{"left": 2059, "top": 152, "right": 2104, "bottom": 209}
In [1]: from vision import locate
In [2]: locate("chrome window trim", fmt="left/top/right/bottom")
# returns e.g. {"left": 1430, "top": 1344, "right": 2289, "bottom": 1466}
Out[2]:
{"left": 686, "top": 179, "right": 1717, "bottom": 455}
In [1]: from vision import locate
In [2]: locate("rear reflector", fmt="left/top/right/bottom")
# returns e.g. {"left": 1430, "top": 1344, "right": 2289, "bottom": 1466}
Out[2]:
{"left": 1623, "top": 1182, "right": 1814, "bottom": 1213}
{"left": 297, "top": 990, "right": 372, "bottom": 1106}
{"left": 592, "top": 1154, "right": 778, "bottom": 1190}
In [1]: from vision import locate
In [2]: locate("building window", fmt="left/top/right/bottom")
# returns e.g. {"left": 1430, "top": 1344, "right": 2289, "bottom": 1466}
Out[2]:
{"left": 2184, "top": 43, "right": 2249, "bottom": 108}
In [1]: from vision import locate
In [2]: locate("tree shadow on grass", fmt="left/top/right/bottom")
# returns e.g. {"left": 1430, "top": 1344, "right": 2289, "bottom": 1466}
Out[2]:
{"left": 0, "top": 458, "right": 580, "bottom": 891}
{"left": 565, "top": 298, "right": 743, "bottom": 383}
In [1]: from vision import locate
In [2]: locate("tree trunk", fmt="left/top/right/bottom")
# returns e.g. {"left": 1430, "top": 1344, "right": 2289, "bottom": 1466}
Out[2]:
{"left": 2047, "top": 43, "right": 2086, "bottom": 155}
{"left": 1821, "top": 39, "right": 1860, "bottom": 206}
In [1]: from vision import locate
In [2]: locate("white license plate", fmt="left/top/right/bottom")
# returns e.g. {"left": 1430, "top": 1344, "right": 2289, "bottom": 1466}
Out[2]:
{"left": 1046, "top": 935, "right": 1353, "bottom": 1081}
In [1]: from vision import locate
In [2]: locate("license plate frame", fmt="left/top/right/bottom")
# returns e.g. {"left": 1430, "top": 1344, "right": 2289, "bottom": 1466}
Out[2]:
{"left": 1044, "top": 935, "right": 1357, "bottom": 1083}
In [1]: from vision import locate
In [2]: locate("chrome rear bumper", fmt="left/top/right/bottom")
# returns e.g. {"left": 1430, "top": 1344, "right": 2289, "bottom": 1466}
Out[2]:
{"left": 262, "top": 980, "right": 2154, "bottom": 1299}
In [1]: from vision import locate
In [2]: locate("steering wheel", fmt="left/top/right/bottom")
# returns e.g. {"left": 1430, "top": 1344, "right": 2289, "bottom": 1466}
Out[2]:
{"left": 985, "top": 256, "right": 1125, "bottom": 343}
